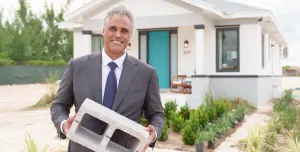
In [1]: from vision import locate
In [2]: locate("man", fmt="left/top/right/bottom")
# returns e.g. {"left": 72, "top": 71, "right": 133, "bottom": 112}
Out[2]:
{"left": 50, "top": 5, "right": 164, "bottom": 152}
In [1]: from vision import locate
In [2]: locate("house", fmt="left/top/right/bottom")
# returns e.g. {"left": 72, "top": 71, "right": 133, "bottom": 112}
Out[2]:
{"left": 58, "top": 0, "right": 289, "bottom": 108}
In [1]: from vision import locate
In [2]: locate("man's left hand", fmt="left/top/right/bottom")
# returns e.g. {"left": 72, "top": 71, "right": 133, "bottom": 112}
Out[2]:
{"left": 142, "top": 125, "right": 156, "bottom": 152}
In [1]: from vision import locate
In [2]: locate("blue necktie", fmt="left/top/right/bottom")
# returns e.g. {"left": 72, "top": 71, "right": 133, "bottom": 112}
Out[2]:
{"left": 103, "top": 62, "right": 118, "bottom": 109}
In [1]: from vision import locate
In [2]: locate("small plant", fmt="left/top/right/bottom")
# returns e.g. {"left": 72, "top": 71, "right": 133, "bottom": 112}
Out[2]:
{"left": 213, "top": 99, "right": 230, "bottom": 117}
{"left": 24, "top": 131, "right": 48, "bottom": 152}
{"left": 283, "top": 131, "right": 300, "bottom": 152}
{"left": 202, "top": 88, "right": 214, "bottom": 106}
{"left": 205, "top": 106, "right": 217, "bottom": 122}
{"left": 283, "top": 89, "right": 293, "bottom": 103}
{"left": 206, "top": 129, "right": 218, "bottom": 149}
{"left": 179, "top": 103, "right": 191, "bottom": 121}
{"left": 244, "top": 124, "right": 267, "bottom": 152}
{"left": 281, "top": 105, "right": 297, "bottom": 130}
{"left": 164, "top": 99, "right": 178, "bottom": 127}
{"left": 235, "top": 106, "right": 245, "bottom": 122}
{"left": 273, "top": 98, "right": 289, "bottom": 112}
{"left": 32, "top": 70, "right": 60, "bottom": 108}
{"left": 181, "top": 125, "right": 196, "bottom": 145}
{"left": 171, "top": 111, "right": 185, "bottom": 133}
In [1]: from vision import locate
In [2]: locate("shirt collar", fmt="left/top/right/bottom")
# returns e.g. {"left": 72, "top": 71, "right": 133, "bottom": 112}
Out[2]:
{"left": 102, "top": 49, "right": 126, "bottom": 68}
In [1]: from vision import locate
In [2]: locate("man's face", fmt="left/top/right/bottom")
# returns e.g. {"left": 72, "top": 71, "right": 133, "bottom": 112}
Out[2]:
{"left": 102, "top": 14, "right": 132, "bottom": 55}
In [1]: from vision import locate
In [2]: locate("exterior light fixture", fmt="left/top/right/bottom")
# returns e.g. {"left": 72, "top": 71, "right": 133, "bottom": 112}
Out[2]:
{"left": 184, "top": 40, "right": 188, "bottom": 48}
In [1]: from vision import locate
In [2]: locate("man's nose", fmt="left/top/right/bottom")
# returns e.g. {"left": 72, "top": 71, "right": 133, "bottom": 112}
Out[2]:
{"left": 115, "top": 30, "right": 121, "bottom": 38}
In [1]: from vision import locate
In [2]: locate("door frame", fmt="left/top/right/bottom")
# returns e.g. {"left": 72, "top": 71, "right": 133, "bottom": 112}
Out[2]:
{"left": 138, "top": 27, "right": 178, "bottom": 88}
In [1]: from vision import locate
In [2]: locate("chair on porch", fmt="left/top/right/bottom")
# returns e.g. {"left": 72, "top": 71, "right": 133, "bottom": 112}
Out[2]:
{"left": 170, "top": 75, "right": 192, "bottom": 94}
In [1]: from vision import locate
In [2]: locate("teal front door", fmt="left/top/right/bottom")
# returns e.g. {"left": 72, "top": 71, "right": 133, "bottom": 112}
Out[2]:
{"left": 148, "top": 31, "right": 170, "bottom": 88}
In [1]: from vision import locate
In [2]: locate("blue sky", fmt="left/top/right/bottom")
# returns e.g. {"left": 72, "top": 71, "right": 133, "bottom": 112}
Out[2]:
{"left": 1, "top": 0, "right": 299, "bottom": 66}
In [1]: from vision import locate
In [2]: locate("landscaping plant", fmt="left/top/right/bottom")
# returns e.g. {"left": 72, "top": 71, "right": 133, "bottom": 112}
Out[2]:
{"left": 181, "top": 125, "right": 196, "bottom": 145}
{"left": 171, "top": 111, "right": 185, "bottom": 133}
{"left": 164, "top": 99, "right": 178, "bottom": 127}
{"left": 179, "top": 103, "right": 191, "bottom": 121}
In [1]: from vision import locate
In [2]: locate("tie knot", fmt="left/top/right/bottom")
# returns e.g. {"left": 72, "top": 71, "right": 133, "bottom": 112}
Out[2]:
{"left": 108, "top": 62, "right": 118, "bottom": 71}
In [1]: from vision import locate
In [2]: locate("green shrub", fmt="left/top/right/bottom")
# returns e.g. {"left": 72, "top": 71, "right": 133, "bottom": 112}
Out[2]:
{"left": 27, "top": 60, "right": 67, "bottom": 66}
{"left": 283, "top": 89, "right": 293, "bottom": 103}
{"left": 206, "top": 106, "right": 217, "bottom": 122}
{"left": 273, "top": 99, "right": 289, "bottom": 112}
{"left": 179, "top": 103, "right": 191, "bottom": 121}
{"left": 0, "top": 58, "right": 15, "bottom": 66}
{"left": 182, "top": 125, "right": 196, "bottom": 145}
{"left": 158, "top": 122, "right": 169, "bottom": 141}
{"left": 213, "top": 99, "right": 230, "bottom": 117}
{"left": 195, "top": 105, "right": 209, "bottom": 130}
{"left": 164, "top": 99, "right": 178, "bottom": 127}
{"left": 282, "top": 105, "right": 297, "bottom": 130}
{"left": 235, "top": 106, "right": 246, "bottom": 121}
{"left": 187, "top": 110, "right": 200, "bottom": 132}
{"left": 171, "top": 111, "right": 185, "bottom": 133}
{"left": 196, "top": 130, "right": 209, "bottom": 144}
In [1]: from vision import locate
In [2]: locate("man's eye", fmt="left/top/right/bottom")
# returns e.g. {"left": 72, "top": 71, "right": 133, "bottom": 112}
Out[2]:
{"left": 109, "top": 27, "right": 117, "bottom": 31}
{"left": 122, "top": 29, "right": 129, "bottom": 33}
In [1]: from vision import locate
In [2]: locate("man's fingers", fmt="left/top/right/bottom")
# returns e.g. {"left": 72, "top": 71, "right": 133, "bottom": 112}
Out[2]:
{"left": 68, "top": 114, "right": 76, "bottom": 123}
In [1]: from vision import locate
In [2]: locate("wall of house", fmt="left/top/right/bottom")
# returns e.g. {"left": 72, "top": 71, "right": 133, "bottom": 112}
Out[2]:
{"left": 177, "top": 26, "right": 196, "bottom": 76}
{"left": 127, "top": 29, "right": 139, "bottom": 59}
{"left": 282, "top": 77, "right": 300, "bottom": 90}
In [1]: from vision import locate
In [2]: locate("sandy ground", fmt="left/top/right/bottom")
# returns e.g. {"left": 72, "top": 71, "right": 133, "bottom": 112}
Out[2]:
{"left": 2, "top": 84, "right": 295, "bottom": 152}
{"left": 0, "top": 84, "right": 185, "bottom": 152}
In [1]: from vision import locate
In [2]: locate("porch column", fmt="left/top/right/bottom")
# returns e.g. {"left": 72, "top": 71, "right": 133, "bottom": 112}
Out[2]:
{"left": 82, "top": 30, "right": 92, "bottom": 56}
{"left": 186, "top": 24, "right": 208, "bottom": 109}
{"left": 73, "top": 28, "right": 83, "bottom": 58}
{"left": 194, "top": 24, "right": 205, "bottom": 74}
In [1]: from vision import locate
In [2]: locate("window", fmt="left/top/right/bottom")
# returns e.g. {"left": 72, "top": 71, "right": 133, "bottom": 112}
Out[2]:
{"left": 92, "top": 35, "right": 104, "bottom": 52}
{"left": 262, "top": 32, "right": 265, "bottom": 68}
{"left": 216, "top": 27, "right": 239, "bottom": 72}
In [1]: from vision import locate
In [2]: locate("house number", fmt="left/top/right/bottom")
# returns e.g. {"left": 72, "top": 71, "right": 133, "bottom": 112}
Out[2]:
{"left": 184, "top": 50, "right": 190, "bottom": 54}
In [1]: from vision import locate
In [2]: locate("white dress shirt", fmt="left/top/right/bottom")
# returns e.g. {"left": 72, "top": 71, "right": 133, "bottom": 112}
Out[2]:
{"left": 101, "top": 49, "right": 126, "bottom": 101}
{"left": 61, "top": 50, "right": 157, "bottom": 142}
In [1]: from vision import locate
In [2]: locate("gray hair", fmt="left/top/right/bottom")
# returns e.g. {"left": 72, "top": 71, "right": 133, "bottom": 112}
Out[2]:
{"left": 103, "top": 5, "right": 134, "bottom": 31}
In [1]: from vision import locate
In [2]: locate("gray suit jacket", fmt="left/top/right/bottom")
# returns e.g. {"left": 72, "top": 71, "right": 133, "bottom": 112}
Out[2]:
{"left": 50, "top": 51, "right": 164, "bottom": 152}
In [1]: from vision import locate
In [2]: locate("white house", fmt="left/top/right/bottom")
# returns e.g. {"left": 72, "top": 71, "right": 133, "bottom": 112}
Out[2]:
{"left": 58, "top": 0, "right": 289, "bottom": 108}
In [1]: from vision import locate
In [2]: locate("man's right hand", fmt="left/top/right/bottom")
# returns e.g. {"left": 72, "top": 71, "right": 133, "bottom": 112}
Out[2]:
{"left": 62, "top": 114, "right": 76, "bottom": 135}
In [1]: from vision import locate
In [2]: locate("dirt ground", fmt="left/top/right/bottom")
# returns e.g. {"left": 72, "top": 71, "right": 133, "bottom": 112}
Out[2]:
{"left": 0, "top": 84, "right": 184, "bottom": 152}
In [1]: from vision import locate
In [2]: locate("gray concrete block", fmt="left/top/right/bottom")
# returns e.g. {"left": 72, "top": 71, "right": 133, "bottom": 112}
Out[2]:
{"left": 67, "top": 98, "right": 149, "bottom": 152}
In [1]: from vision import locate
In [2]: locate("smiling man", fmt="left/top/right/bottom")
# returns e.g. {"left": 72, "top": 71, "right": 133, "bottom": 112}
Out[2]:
{"left": 50, "top": 5, "right": 164, "bottom": 152}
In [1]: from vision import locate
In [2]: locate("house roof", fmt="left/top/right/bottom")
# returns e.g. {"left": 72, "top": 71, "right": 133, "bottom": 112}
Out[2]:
{"left": 60, "top": 0, "right": 288, "bottom": 46}
{"left": 201, "top": 0, "right": 268, "bottom": 13}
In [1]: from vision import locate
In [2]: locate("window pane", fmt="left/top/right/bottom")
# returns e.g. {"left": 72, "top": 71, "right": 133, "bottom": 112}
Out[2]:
{"left": 217, "top": 28, "right": 238, "bottom": 71}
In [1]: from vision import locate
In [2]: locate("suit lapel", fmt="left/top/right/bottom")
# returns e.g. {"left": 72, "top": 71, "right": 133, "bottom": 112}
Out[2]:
{"left": 85, "top": 52, "right": 103, "bottom": 104}
{"left": 112, "top": 55, "right": 138, "bottom": 111}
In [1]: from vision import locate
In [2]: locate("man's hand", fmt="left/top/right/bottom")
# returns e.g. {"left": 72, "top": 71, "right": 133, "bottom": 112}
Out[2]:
{"left": 142, "top": 125, "right": 156, "bottom": 152}
{"left": 62, "top": 114, "right": 76, "bottom": 135}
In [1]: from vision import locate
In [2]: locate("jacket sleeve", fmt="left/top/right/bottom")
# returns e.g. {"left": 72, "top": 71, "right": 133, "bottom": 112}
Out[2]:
{"left": 144, "top": 69, "right": 164, "bottom": 147}
{"left": 50, "top": 59, "right": 75, "bottom": 139}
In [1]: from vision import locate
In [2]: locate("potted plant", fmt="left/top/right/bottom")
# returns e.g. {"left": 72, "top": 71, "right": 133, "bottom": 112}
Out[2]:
{"left": 206, "top": 130, "right": 217, "bottom": 149}
{"left": 195, "top": 131, "right": 208, "bottom": 152}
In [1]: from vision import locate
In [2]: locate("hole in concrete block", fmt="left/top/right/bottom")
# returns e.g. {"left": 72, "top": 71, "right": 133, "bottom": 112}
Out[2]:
{"left": 106, "top": 129, "right": 140, "bottom": 152}
{"left": 75, "top": 113, "right": 109, "bottom": 144}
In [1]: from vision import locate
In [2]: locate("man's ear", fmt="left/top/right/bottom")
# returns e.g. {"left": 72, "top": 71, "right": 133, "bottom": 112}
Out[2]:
{"left": 102, "top": 27, "right": 105, "bottom": 35}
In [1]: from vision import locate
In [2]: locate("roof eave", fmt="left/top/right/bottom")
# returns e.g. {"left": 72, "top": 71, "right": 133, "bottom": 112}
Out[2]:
{"left": 224, "top": 11, "right": 288, "bottom": 46}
